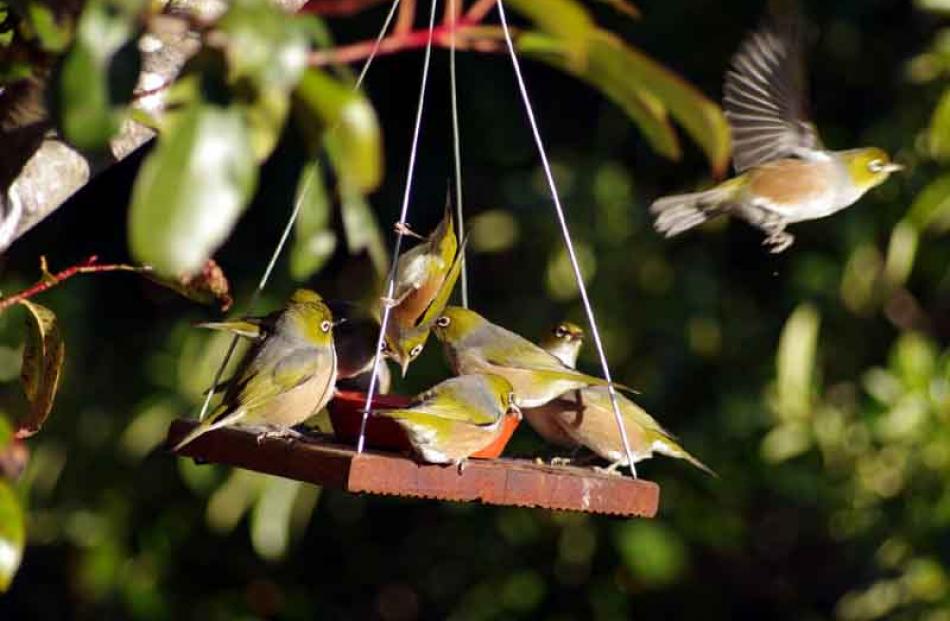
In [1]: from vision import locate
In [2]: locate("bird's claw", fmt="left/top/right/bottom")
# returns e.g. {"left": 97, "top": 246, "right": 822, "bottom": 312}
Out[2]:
{"left": 549, "top": 457, "right": 574, "bottom": 467}
{"left": 455, "top": 459, "right": 468, "bottom": 475}
{"left": 394, "top": 222, "right": 425, "bottom": 239}
{"left": 255, "top": 427, "right": 306, "bottom": 445}
{"left": 763, "top": 230, "right": 794, "bottom": 254}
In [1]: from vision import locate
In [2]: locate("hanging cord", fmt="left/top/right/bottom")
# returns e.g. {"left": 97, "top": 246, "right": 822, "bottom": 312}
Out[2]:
{"left": 357, "top": 0, "right": 440, "bottom": 453}
{"left": 448, "top": 0, "right": 468, "bottom": 307}
{"left": 198, "top": 0, "right": 403, "bottom": 421}
{"left": 494, "top": 0, "right": 639, "bottom": 477}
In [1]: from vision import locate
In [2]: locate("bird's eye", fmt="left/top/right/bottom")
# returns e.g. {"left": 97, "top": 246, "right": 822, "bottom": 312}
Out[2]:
{"left": 554, "top": 325, "right": 567, "bottom": 338}
{"left": 410, "top": 344, "right": 424, "bottom": 359}
{"left": 320, "top": 320, "right": 332, "bottom": 332}
{"left": 436, "top": 316, "right": 451, "bottom": 328}
{"left": 868, "top": 159, "right": 884, "bottom": 173}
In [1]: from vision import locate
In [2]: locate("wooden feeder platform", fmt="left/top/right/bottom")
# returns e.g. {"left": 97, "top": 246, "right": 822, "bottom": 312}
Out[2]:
{"left": 166, "top": 419, "right": 659, "bottom": 517}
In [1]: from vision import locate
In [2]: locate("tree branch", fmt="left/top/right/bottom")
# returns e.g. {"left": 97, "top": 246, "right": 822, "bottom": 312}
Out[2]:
{"left": 0, "top": 256, "right": 151, "bottom": 314}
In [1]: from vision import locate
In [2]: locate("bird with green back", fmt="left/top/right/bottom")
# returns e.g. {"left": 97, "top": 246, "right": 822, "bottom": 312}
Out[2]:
{"left": 173, "top": 289, "right": 338, "bottom": 451}
{"left": 530, "top": 322, "right": 715, "bottom": 476}
{"left": 374, "top": 373, "right": 520, "bottom": 471}
{"left": 431, "top": 307, "right": 631, "bottom": 409}
{"left": 383, "top": 222, "right": 467, "bottom": 378}
{"left": 650, "top": 12, "right": 902, "bottom": 252}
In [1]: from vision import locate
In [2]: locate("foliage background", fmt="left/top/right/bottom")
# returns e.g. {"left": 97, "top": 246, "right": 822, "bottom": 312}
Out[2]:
{"left": 1, "top": 0, "right": 949, "bottom": 619}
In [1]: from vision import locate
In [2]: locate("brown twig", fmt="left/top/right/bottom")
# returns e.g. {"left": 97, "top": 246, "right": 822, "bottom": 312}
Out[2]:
{"left": 0, "top": 256, "right": 152, "bottom": 313}
{"left": 464, "top": 0, "right": 495, "bottom": 23}
{"left": 308, "top": 19, "right": 505, "bottom": 66}
{"left": 394, "top": 0, "right": 416, "bottom": 35}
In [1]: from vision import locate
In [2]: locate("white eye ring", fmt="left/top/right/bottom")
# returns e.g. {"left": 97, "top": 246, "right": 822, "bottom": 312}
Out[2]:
{"left": 436, "top": 316, "right": 451, "bottom": 328}
{"left": 410, "top": 344, "right": 424, "bottom": 359}
{"left": 868, "top": 159, "right": 884, "bottom": 173}
{"left": 554, "top": 325, "right": 567, "bottom": 338}
{"left": 320, "top": 320, "right": 332, "bottom": 332}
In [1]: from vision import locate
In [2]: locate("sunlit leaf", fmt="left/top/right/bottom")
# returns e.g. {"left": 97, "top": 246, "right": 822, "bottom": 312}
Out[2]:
{"left": 613, "top": 521, "right": 687, "bottom": 588}
{"left": 518, "top": 30, "right": 680, "bottom": 160}
{"left": 0, "top": 479, "right": 24, "bottom": 592}
{"left": 23, "top": 1, "right": 70, "bottom": 52}
{"left": 506, "top": 0, "right": 596, "bottom": 66}
{"left": 906, "top": 174, "right": 950, "bottom": 234}
{"left": 290, "top": 161, "right": 337, "bottom": 281}
{"left": 595, "top": 0, "right": 641, "bottom": 19}
{"left": 250, "top": 476, "right": 302, "bottom": 561}
{"left": 129, "top": 103, "right": 257, "bottom": 276}
{"left": 884, "top": 220, "right": 919, "bottom": 288}
{"left": 929, "top": 88, "right": 950, "bottom": 160}
{"left": 775, "top": 303, "right": 820, "bottom": 422}
{"left": 55, "top": 0, "right": 143, "bottom": 150}
{"left": 17, "top": 300, "right": 64, "bottom": 439}
{"left": 294, "top": 68, "right": 383, "bottom": 193}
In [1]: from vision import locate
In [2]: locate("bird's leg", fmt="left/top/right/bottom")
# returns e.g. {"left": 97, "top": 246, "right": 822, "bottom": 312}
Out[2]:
{"left": 549, "top": 456, "right": 574, "bottom": 467}
{"left": 455, "top": 459, "right": 468, "bottom": 475}
{"left": 380, "top": 289, "right": 413, "bottom": 309}
{"left": 594, "top": 460, "right": 638, "bottom": 478}
{"left": 393, "top": 222, "right": 425, "bottom": 240}
{"left": 758, "top": 213, "right": 794, "bottom": 253}
{"left": 255, "top": 426, "right": 307, "bottom": 445}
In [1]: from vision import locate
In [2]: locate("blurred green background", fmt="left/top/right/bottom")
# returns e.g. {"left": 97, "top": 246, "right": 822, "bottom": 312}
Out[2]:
{"left": 1, "top": 0, "right": 949, "bottom": 618}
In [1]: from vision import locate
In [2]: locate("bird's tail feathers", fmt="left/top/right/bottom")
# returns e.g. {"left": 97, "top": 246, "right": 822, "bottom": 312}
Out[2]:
{"left": 653, "top": 436, "right": 717, "bottom": 477}
{"left": 171, "top": 407, "right": 245, "bottom": 452}
{"left": 650, "top": 184, "right": 738, "bottom": 238}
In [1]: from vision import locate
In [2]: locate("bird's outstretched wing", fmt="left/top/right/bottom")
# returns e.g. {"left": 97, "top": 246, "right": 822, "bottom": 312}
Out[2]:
{"left": 723, "top": 18, "right": 823, "bottom": 173}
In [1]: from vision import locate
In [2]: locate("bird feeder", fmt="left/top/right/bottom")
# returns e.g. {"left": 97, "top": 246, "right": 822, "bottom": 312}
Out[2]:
{"left": 167, "top": 0, "right": 663, "bottom": 518}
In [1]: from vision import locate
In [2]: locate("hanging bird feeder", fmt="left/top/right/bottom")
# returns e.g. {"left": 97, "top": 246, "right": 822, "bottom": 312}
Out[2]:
{"left": 165, "top": 0, "right": 664, "bottom": 517}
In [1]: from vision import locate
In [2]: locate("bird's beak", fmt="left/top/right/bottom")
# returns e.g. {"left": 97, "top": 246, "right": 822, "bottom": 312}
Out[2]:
{"left": 333, "top": 318, "right": 348, "bottom": 327}
{"left": 884, "top": 163, "right": 904, "bottom": 173}
{"left": 400, "top": 358, "right": 411, "bottom": 379}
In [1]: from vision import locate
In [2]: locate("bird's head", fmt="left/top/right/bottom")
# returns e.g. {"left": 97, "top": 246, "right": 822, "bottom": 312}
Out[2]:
{"left": 842, "top": 147, "right": 903, "bottom": 191}
{"left": 287, "top": 293, "right": 335, "bottom": 346}
{"left": 431, "top": 306, "right": 484, "bottom": 346}
{"left": 539, "top": 321, "right": 585, "bottom": 368}
{"left": 384, "top": 328, "right": 429, "bottom": 378}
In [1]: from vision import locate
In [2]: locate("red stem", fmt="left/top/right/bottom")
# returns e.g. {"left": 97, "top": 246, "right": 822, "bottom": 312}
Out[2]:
{"left": 0, "top": 256, "right": 150, "bottom": 313}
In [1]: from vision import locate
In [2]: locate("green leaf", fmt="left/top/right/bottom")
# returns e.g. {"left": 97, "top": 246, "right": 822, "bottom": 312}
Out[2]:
{"left": 290, "top": 161, "right": 337, "bottom": 281}
{"left": 907, "top": 174, "right": 950, "bottom": 234}
{"left": 775, "top": 303, "right": 820, "bottom": 422}
{"left": 340, "top": 187, "right": 387, "bottom": 277}
{"left": 294, "top": 68, "right": 383, "bottom": 193}
{"left": 17, "top": 299, "right": 64, "bottom": 439}
{"left": 613, "top": 521, "right": 688, "bottom": 588}
{"left": 55, "top": 0, "right": 143, "bottom": 151}
{"left": 217, "top": 0, "right": 308, "bottom": 161}
{"left": 518, "top": 30, "right": 680, "bottom": 161}
{"left": 0, "top": 479, "right": 25, "bottom": 592}
{"left": 129, "top": 103, "right": 258, "bottom": 276}
{"left": 23, "top": 1, "right": 70, "bottom": 52}
{"left": 929, "top": 89, "right": 950, "bottom": 160}
{"left": 506, "top": 0, "right": 596, "bottom": 65}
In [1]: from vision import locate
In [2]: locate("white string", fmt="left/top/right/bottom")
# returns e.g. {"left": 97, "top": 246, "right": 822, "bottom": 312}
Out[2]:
{"left": 198, "top": 0, "right": 403, "bottom": 421}
{"left": 357, "top": 0, "right": 440, "bottom": 453}
{"left": 494, "top": 0, "right": 639, "bottom": 477}
{"left": 448, "top": 0, "right": 468, "bottom": 307}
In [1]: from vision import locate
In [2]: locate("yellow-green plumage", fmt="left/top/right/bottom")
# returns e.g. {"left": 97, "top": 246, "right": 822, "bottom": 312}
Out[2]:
{"left": 173, "top": 289, "right": 338, "bottom": 451}
{"left": 432, "top": 307, "right": 630, "bottom": 409}
{"left": 383, "top": 206, "right": 464, "bottom": 376}
{"left": 526, "top": 321, "right": 714, "bottom": 475}
{"left": 375, "top": 374, "right": 518, "bottom": 467}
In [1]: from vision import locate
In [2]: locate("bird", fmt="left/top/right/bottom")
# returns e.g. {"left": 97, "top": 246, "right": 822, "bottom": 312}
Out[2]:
{"left": 373, "top": 373, "right": 521, "bottom": 471}
{"left": 529, "top": 321, "right": 715, "bottom": 476}
{"left": 328, "top": 301, "right": 391, "bottom": 394}
{"left": 172, "top": 289, "right": 338, "bottom": 451}
{"left": 382, "top": 204, "right": 464, "bottom": 376}
{"left": 522, "top": 322, "right": 587, "bottom": 449}
{"left": 431, "top": 306, "right": 630, "bottom": 408}
{"left": 650, "top": 13, "right": 902, "bottom": 253}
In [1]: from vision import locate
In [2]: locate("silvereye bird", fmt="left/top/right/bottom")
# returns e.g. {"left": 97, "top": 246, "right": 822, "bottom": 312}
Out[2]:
{"left": 329, "top": 301, "right": 391, "bottom": 394}
{"left": 374, "top": 373, "right": 521, "bottom": 471}
{"left": 384, "top": 235, "right": 467, "bottom": 377}
{"left": 431, "top": 306, "right": 629, "bottom": 408}
{"left": 531, "top": 322, "right": 714, "bottom": 475}
{"left": 522, "top": 321, "right": 588, "bottom": 448}
{"left": 650, "top": 17, "right": 902, "bottom": 253}
{"left": 173, "top": 289, "right": 338, "bottom": 451}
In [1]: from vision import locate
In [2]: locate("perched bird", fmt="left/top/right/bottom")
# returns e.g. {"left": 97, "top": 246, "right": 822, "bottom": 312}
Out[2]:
{"left": 650, "top": 15, "right": 902, "bottom": 252}
{"left": 384, "top": 234, "right": 467, "bottom": 377}
{"left": 531, "top": 322, "right": 714, "bottom": 476}
{"left": 432, "top": 306, "right": 627, "bottom": 408}
{"left": 522, "top": 322, "right": 587, "bottom": 448}
{"left": 329, "top": 301, "right": 391, "bottom": 394}
{"left": 374, "top": 373, "right": 521, "bottom": 470}
{"left": 173, "top": 289, "right": 338, "bottom": 451}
